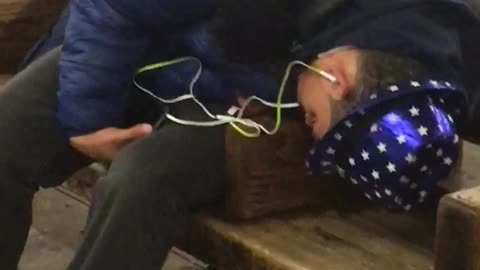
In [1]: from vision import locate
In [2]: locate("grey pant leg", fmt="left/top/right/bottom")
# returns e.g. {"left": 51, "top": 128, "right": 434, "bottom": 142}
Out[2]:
{"left": 68, "top": 103, "right": 226, "bottom": 270}
{"left": 0, "top": 47, "right": 88, "bottom": 269}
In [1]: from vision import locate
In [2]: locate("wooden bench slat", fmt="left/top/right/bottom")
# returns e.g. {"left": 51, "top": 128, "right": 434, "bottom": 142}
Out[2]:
{"left": 190, "top": 209, "right": 434, "bottom": 270}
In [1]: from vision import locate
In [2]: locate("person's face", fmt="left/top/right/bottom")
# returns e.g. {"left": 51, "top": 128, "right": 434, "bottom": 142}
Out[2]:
{"left": 297, "top": 48, "right": 359, "bottom": 140}
{"left": 297, "top": 69, "right": 335, "bottom": 140}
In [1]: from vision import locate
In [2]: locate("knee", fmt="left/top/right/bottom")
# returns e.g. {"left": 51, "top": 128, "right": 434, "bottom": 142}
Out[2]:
{"left": 100, "top": 128, "right": 225, "bottom": 208}
{"left": 101, "top": 149, "right": 184, "bottom": 204}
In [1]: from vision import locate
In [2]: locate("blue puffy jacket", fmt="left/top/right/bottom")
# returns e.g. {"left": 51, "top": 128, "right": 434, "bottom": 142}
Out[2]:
{"left": 44, "top": 0, "right": 280, "bottom": 137}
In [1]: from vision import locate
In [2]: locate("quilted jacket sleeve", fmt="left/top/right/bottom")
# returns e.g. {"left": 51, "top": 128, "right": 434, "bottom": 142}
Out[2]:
{"left": 58, "top": 0, "right": 215, "bottom": 137}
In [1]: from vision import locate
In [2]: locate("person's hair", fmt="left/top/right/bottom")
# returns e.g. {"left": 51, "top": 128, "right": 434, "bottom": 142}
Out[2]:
{"left": 329, "top": 49, "right": 435, "bottom": 126}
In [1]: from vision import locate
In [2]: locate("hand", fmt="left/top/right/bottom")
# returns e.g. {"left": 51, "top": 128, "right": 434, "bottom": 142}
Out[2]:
{"left": 236, "top": 95, "right": 269, "bottom": 117}
{"left": 69, "top": 124, "right": 153, "bottom": 162}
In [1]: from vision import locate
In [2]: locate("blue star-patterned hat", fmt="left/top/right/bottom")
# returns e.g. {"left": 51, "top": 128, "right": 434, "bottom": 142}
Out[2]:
{"left": 306, "top": 79, "right": 467, "bottom": 211}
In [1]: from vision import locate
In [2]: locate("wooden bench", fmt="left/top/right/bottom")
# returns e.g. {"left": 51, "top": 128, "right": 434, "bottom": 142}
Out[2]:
{"left": 186, "top": 120, "right": 480, "bottom": 270}
{"left": 189, "top": 187, "right": 480, "bottom": 270}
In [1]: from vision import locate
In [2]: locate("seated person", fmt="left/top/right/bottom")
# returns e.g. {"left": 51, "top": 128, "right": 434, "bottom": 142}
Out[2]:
{"left": 1, "top": 0, "right": 479, "bottom": 270}
{"left": 0, "top": 1, "right": 308, "bottom": 269}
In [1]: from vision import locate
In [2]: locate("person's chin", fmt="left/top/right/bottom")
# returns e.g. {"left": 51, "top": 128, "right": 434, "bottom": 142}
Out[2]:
{"left": 312, "top": 125, "right": 330, "bottom": 141}
{"left": 312, "top": 130, "right": 323, "bottom": 141}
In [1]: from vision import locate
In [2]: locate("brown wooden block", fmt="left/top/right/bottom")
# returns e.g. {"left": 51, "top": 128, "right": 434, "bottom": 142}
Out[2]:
{"left": 0, "top": 0, "right": 67, "bottom": 72}
{"left": 435, "top": 186, "right": 480, "bottom": 270}
{"left": 224, "top": 116, "right": 341, "bottom": 220}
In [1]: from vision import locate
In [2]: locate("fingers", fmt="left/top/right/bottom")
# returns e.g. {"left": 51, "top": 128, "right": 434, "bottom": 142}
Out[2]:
{"left": 114, "top": 123, "right": 153, "bottom": 143}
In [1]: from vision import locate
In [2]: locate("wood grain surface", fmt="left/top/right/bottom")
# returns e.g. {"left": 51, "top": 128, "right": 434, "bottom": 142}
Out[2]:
{"left": 0, "top": 0, "right": 66, "bottom": 72}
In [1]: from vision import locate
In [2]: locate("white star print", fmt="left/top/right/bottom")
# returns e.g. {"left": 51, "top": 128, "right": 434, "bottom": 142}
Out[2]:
{"left": 345, "top": 121, "right": 353, "bottom": 128}
{"left": 420, "top": 165, "right": 429, "bottom": 172}
{"left": 445, "top": 82, "right": 452, "bottom": 87}
{"left": 385, "top": 189, "right": 392, "bottom": 196}
{"left": 371, "top": 170, "right": 380, "bottom": 180}
{"left": 377, "top": 142, "right": 387, "bottom": 153}
{"left": 321, "top": 161, "right": 331, "bottom": 167}
{"left": 418, "top": 126, "right": 428, "bottom": 136}
{"left": 365, "top": 193, "right": 372, "bottom": 200}
{"left": 370, "top": 124, "right": 379, "bottom": 133}
{"left": 405, "top": 153, "right": 417, "bottom": 164}
{"left": 400, "top": 176, "right": 411, "bottom": 184}
{"left": 394, "top": 196, "right": 403, "bottom": 205}
{"left": 375, "top": 191, "right": 382, "bottom": 198}
{"left": 361, "top": 175, "right": 368, "bottom": 182}
{"left": 430, "top": 80, "right": 439, "bottom": 86}
{"left": 351, "top": 178, "right": 358, "bottom": 184}
{"left": 322, "top": 169, "right": 333, "bottom": 175}
{"left": 444, "top": 157, "right": 453, "bottom": 166}
{"left": 440, "top": 98, "right": 445, "bottom": 104}
{"left": 410, "top": 183, "right": 418, "bottom": 189}
{"left": 370, "top": 94, "right": 377, "bottom": 100}
{"left": 436, "top": 148, "right": 444, "bottom": 157}
{"left": 409, "top": 106, "right": 420, "bottom": 117}
{"left": 309, "top": 148, "right": 316, "bottom": 155}
{"left": 410, "top": 81, "right": 421, "bottom": 87}
{"left": 334, "top": 133, "right": 343, "bottom": 141}
{"left": 305, "top": 161, "right": 310, "bottom": 169}
{"left": 337, "top": 166, "right": 345, "bottom": 178}
{"left": 389, "top": 85, "right": 399, "bottom": 92}
{"left": 387, "top": 162, "right": 397, "bottom": 173}
{"left": 349, "top": 158, "right": 356, "bottom": 166}
{"left": 327, "top": 147, "right": 336, "bottom": 155}
{"left": 404, "top": 204, "right": 413, "bottom": 211}
{"left": 397, "top": 135, "right": 406, "bottom": 144}
{"left": 361, "top": 150, "right": 370, "bottom": 161}
{"left": 454, "top": 134, "right": 459, "bottom": 144}
{"left": 426, "top": 144, "right": 433, "bottom": 149}
{"left": 419, "top": 190, "right": 428, "bottom": 197}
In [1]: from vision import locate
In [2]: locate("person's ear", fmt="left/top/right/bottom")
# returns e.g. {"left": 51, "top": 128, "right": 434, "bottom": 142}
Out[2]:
{"left": 313, "top": 48, "right": 358, "bottom": 101}
{"left": 322, "top": 66, "right": 352, "bottom": 102}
